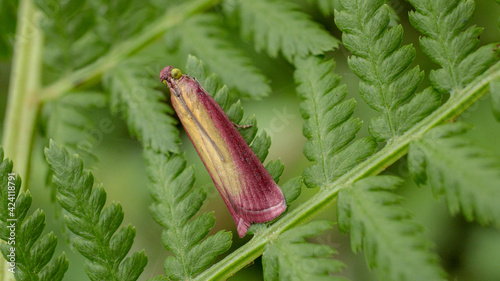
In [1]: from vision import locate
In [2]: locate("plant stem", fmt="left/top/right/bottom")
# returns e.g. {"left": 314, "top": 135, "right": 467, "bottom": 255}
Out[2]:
{"left": 39, "top": 0, "right": 220, "bottom": 102}
{"left": 195, "top": 61, "right": 500, "bottom": 280}
{"left": 1, "top": 0, "right": 43, "bottom": 192}
{"left": 1, "top": 0, "right": 42, "bottom": 279}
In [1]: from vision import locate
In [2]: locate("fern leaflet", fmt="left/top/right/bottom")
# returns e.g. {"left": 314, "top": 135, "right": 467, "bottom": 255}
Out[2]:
{"left": 409, "top": 0, "right": 500, "bottom": 94}
{"left": 144, "top": 150, "right": 232, "bottom": 280}
{"left": 44, "top": 141, "right": 147, "bottom": 281}
{"left": 409, "top": 122, "right": 500, "bottom": 227}
{"left": 40, "top": 91, "right": 107, "bottom": 164}
{"left": 0, "top": 147, "right": 69, "bottom": 281}
{"left": 294, "top": 56, "right": 377, "bottom": 188}
{"left": 34, "top": 0, "right": 162, "bottom": 77}
{"left": 166, "top": 14, "right": 271, "bottom": 99}
{"left": 335, "top": 0, "right": 441, "bottom": 142}
{"left": 104, "top": 59, "right": 180, "bottom": 154}
{"left": 338, "top": 176, "right": 446, "bottom": 281}
{"left": 262, "top": 220, "right": 346, "bottom": 280}
{"left": 226, "top": 0, "right": 339, "bottom": 62}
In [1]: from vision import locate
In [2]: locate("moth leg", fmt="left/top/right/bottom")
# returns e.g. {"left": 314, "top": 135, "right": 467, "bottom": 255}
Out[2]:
{"left": 233, "top": 122, "right": 252, "bottom": 129}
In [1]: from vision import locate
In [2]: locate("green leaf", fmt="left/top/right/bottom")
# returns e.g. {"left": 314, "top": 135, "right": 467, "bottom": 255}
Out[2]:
{"left": 0, "top": 147, "right": 69, "bottom": 281}
{"left": 44, "top": 141, "right": 147, "bottom": 281}
{"left": 35, "top": 0, "right": 161, "bottom": 75}
{"left": 294, "top": 56, "right": 377, "bottom": 188}
{"left": 491, "top": 77, "right": 500, "bottom": 122}
{"left": 408, "top": 123, "right": 500, "bottom": 227}
{"left": 335, "top": 0, "right": 440, "bottom": 142}
{"left": 281, "top": 176, "right": 303, "bottom": 205}
{"left": 168, "top": 14, "right": 271, "bottom": 99}
{"left": 40, "top": 91, "right": 107, "bottom": 165}
{"left": 262, "top": 220, "right": 345, "bottom": 281}
{"left": 308, "top": 0, "right": 400, "bottom": 24}
{"left": 337, "top": 176, "right": 446, "bottom": 281}
{"left": 144, "top": 150, "right": 232, "bottom": 280}
{"left": 35, "top": 0, "right": 100, "bottom": 73}
{"left": 104, "top": 59, "right": 180, "bottom": 154}
{"left": 229, "top": 0, "right": 339, "bottom": 62}
{"left": 409, "top": 0, "right": 500, "bottom": 93}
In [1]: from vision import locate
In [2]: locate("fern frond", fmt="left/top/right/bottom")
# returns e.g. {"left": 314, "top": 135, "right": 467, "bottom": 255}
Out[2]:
{"left": 185, "top": 55, "right": 302, "bottom": 205}
{"left": 103, "top": 59, "right": 180, "bottom": 154}
{"left": 335, "top": 0, "right": 441, "bottom": 142}
{"left": 0, "top": 147, "right": 69, "bottom": 281}
{"left": 409, "top": 122, "right": 500, "bottom": 227}
{"left": 167, "top": 14, "right": 270, "bottom": 99}
{"left": 44, "top": 141, "right": 147, "bottom": 281}
{"left": 226, "top": 0, "right": 339, "bottom": 62}
{"left": 40, "top": 91, "right": 107, "bottom": 164}
{"left": 144, "top": 150, "right": 232, "bottom": 280}
{"left": 34, "top": 0, "right": 161, "bottom": 76}
{"left": 491, "top": 77, "right": 500, "bottom": 122}
{"left": 34, "top": 0, "right": 104, "bottom": 75}
{"left": 294, "top": 56, "right": 377, "bottom": 188}
{"left": 409, "top": 0, "right": 500, "bottom": 94}
{"left": 262, "top": 220, "right": 345, "bottom": 280}
{"left": 338, "top": 176, "right": 446, "bottom": 281}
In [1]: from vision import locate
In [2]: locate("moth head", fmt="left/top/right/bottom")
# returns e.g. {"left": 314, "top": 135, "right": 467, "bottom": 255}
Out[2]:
{"left": 160, "top": 66, "right": 183, "bottom": 87}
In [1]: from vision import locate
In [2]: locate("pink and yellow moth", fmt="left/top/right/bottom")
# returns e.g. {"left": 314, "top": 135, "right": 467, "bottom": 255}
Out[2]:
{"left": 160, "top": 66, "right": 286, "bottom": 237}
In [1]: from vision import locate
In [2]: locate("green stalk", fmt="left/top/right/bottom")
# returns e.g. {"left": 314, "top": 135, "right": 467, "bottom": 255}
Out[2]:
{"left": 194, "top": 61, "right": 500, "bottom": 280}
{"left": 1, "top": 0, "right": 42, "bottom": 279}
{"left": 1, "top": 0, "right": 43, "bottom": 192}
{"left": 39, "top": 0, "right": 221, "bottom": 101}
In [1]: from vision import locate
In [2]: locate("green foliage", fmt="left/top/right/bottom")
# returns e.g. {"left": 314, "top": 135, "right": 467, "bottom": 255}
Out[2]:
{"left": 44, "top": 141, "right": 147, "bottom": 281}
{"left": 409, "top": 0, "right": 500, "bottom": 94}
{"left": 34, "top": 0, "right": 160, "bottom": 77}
{"left": 491, "top": 77, "right": 500, "bottom": 122}
{"left": 3, "top": 0, "right": 500, "bottom": 280}
{"left": 104, "top": 59, "right": 180, "bottom": 154}
{"left": 166, "top": 14, "right": 271, "bottom": 99}
{"left": 308, "top": 0, "right": 400, "bottom": 23}
{"left": 409, "top": 123, "right": 500, "bottom": 227}
{"left": 185, "top": 55, "right": 302, "bottom": 205}
{"left": 338, "top": 176, "right": 446, "bottom": 281}
{"left": 39, "top": 91, "right": 106, "bottom": 222}
{"left": 306, "top": 0, "right": 342, "bottom": 16}
{"left": 0, "top": 0, "right": 18, "bottom": 59}
{"left": 262, "top": 220, "right": 346, "bottom": 281}
{"left": 226, "top": 0, "right": 339, "bottom": 62}
{"left": 294, "top": 56, "right": 377, "bottom": 188}
{"left": 144, "top": 150, "right": 232, "bottom": 280}
{"left": 0, "top": 147, "right": 69, "bottom": 281}
{"left": 40, "top": 91, "right": 107, "bottom": 164}
{"left": 335, "top": 0, "right": 441, "bottom": 142}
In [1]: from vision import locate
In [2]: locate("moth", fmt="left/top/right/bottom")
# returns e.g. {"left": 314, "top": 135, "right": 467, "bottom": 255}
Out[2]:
{"left": 160, "top": 66, "right": 286, "bottom": 237}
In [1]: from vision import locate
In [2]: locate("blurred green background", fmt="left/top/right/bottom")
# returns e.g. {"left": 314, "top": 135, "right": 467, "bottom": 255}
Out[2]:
{"left": 1, "top": 0, "right": 500, "bottom": 280}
